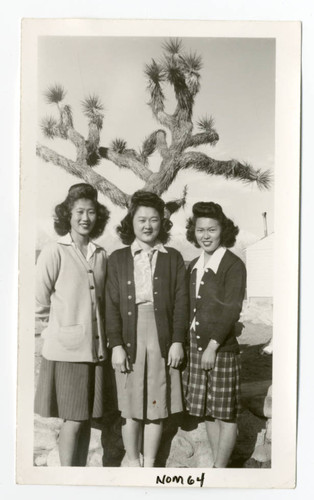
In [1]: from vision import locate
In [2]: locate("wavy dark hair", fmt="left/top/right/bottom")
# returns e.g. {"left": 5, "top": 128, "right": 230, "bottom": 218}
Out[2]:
{"left": 117, "top": 190, "right": 172, "bottom": 245}
{"left": 54, "top": 183, "right": 110, "bottom": 239}
{"left": 186, "top": 201, "right": 239, "bottom": 248}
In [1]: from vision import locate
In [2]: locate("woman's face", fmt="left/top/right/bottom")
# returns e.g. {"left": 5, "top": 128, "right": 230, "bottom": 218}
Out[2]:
{"left": 70, "top": 198, "right": 97, "bottom": 238}
{"left": 133, "top": 206, "right": 161, "bottom": 246}
{"left": 195, "top": 217, "right": 222, "bottom": 254}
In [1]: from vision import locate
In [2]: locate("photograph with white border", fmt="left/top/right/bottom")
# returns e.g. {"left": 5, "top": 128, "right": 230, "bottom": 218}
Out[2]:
{"left": 17, "top": 18, "right": 300, "bottom": 488}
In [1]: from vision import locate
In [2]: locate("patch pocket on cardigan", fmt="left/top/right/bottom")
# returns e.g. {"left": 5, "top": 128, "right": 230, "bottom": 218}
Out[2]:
{"left": 58, "top": 325, "right": 85, "bottom": 350}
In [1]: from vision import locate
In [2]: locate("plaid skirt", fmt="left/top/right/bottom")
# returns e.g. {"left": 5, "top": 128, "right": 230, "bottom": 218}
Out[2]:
{"left": 182, "top": 330, "right": 241, "bottom": 420}
{"left": 34, "top": 357, "right": 113, "bottom": 421}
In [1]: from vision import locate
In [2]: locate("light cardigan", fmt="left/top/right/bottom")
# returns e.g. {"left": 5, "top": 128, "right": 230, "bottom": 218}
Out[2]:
{"left": 36, "top": 233, "right": 107, "bottom": 362}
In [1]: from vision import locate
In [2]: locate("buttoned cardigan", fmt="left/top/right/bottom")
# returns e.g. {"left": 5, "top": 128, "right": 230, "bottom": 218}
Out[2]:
{"left": 188, "top": 249, "right": 246, "bottom": 353}
{"left": 105, "top": 246, "right": 189, "bottom": 363}
{"left": 36, "top": 235, "right": 107, "bottom": 362}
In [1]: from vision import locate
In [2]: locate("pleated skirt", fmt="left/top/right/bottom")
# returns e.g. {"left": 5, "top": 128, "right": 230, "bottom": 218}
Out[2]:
{"left": 115, "top": 303, "right": 183, "bottom": 421}
{"left": 183, "top": 329, "right": 241, "bottom": 420}
{"left": 34, "top": 358, "right": 111, "bottom": 421}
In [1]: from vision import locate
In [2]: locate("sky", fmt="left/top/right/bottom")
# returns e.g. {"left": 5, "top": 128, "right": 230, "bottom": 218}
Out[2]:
{"left": 37, "top": 36, "right": 275, "bottom": 258}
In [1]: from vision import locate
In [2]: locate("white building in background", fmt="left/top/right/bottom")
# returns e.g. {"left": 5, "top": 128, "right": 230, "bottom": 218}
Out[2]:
{"left": 245, "top": 233, "right": 274, "bottom": 304}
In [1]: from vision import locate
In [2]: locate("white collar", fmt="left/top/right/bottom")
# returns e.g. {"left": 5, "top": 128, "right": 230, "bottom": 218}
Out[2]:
{"left": 57, "top": 233, "right": 75, "bottom": 245}
{"left": 192, "top": 247, "right": 226, "bottom": 274}
{"left": 57, "top": 233, "right": 98, "bottom": 259}
{"left": 131, "top": 239, "right": 168, "bottom": 257}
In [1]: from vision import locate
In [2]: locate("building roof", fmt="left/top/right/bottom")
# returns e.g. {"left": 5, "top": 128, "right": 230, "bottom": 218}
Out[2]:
{"left": 246, "top": 232, "right": 274, "bottom": 252}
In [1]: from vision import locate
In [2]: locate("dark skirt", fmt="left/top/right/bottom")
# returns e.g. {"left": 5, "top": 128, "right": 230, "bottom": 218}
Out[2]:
{"left": 183, "top": 330, "right": 241, "bottom": 420}
{"left": 115, "top": 303, "right": 183, "bottom": 420}
{"left": 34, "top": 357, "right": 112, "bottom": 421}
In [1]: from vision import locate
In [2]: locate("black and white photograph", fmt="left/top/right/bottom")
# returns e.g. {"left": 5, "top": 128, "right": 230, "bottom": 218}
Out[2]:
{"left": 17, "top": 19, "right": 300, "bottom": 488}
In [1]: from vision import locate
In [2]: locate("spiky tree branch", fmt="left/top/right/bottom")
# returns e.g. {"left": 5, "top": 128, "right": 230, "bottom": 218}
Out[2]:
{"left": 40, "top": 84, "right": 152, "bottom": 179}
{"left": 41, "top": 85, "right": 88, "bottom": 162}
{"left": 184, "top": 130, "right": 219, "bottom": 148}
{"left": 82, "top": 95, "right": 104, "bottom": 166}
{"left": 146, "top": 39, "right": 203, "bottom": 154}
{"left": 184, "top": 116, "right": 219, "bottom": 148}
{"left": 44, "top": 84, "right": 66, "bottom": 106}
{"left": 142, "top": 153, "right": 271, "bottom": 195}
{"left": 139, "top": 129, "right": 170, "bottom": 163}
{"left": 40, "top": 110, "right": 87, "bottom": 162}
{"left": 145, "top": 59, "right": 174, "bottom": 129}
{"left": 97, "top": 139, "right": 152, "bottom": 181}
{"left": 178, "top": 152, "right": 272, "bottom": 190}
{"left": 37, "top": 144, "right": 130, "bottom": 207}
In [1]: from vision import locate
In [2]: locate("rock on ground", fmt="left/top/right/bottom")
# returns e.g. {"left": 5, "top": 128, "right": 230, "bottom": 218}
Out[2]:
{"left": 156, "top": 416, "right": 213, "bottom": 468}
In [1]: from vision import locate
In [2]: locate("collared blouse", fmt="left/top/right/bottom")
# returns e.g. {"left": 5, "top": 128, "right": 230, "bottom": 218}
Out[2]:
{"left": 130, "top": 239, "right": 168, "bottom": 304}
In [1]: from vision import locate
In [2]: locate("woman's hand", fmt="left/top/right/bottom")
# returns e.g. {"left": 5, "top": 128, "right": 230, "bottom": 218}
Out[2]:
{"left": 112, "top": 345, "right": 130, "bottom": 373}
{"left": 167, "top": 342, "right": 184, "bottom": 368}
{"left": 201, "top": 340, "right": 219, "bottom": 371}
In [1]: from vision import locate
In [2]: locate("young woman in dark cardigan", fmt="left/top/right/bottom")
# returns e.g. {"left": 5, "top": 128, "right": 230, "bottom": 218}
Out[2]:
{"left": 183, "top": 202, "right": 246, "bottom": 468}
{"left": 106, "top": 191, "right": 188, "bottom": 467}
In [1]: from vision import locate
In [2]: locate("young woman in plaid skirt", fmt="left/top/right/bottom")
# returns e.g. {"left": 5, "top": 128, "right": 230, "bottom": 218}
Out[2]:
{"left": 183, "top": 202, "right": 246, "bottom": 468}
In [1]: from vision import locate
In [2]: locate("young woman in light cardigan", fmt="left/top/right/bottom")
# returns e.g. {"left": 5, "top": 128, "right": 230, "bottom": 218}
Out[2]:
{"left": 35, "top": 183, "right": 110, "bottom": 466}
{"left": 183, "top": 202, "right": 246, "bottom": 468}
{"left": 106, "top": 191, "right": 188, "bottom": 467}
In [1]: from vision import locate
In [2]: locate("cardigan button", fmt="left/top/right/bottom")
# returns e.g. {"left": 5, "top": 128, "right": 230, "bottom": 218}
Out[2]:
{"left": 128, "top": 295, "right": 132, "bottom": 299}
{"left": 88, "top": 270, "right": 93, "bottom": 273}
{"left": 154, "top": 276, "right": 158, "bottom": 280}
{"left": 127, "top": 280, "right": 132, "bottom": 285}
{"left": 95, "top": 335, "right": 99, "bottom": 339}
{"left": 197, "top": 295, "right": 201, "bottom": 299}
{"left": 196, "top": 321, "right": 199, "bottom": 326}
{"left": 99, "top": 355, "right": 104, "bottom": 359}
{"left": 128, "top": 311, "right": 132, "bottom": 316}
{"left": 196, "top": 335, "right": 200, "bottom": 339}
{"left": 200, "top": 281, "right": 204, "bottom": 285}
{"left": 205, "top": 269, "right": 208, "bottom": 273}
{"left": 90, "top": 286, "right": 95, "bottom": 290}
{"left": 193, "top": 308, "right": 196, "bottom": 313}
{"left": 154, "top": 291, "right": 158, "bottom": 295}
{"left": 126, "top": 342, "right": 131, "bottom": 347}
{"left": 197, "top": 347, "right": 203, "bottom": 352}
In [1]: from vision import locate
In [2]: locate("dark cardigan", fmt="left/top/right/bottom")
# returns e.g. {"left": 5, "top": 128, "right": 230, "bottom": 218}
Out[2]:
{"left": 105, "top": 246, "right": 189, "bottom": 363}
{"left": 188, "top": 249, "right": 246, "bottom": 353}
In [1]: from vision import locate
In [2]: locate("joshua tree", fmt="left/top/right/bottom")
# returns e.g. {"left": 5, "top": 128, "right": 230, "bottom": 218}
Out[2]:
{"left": 37, "top": 39, "right": 271, "bottom": 213}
